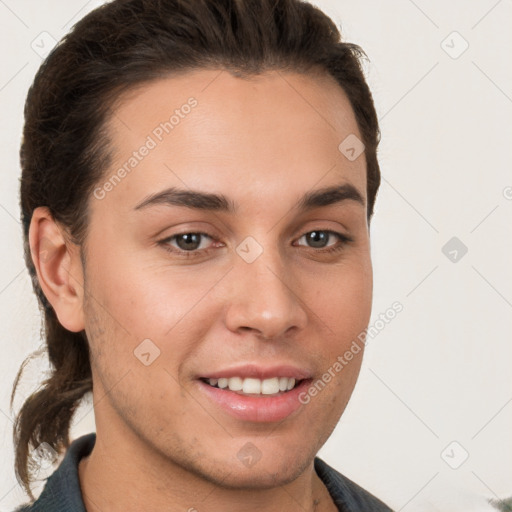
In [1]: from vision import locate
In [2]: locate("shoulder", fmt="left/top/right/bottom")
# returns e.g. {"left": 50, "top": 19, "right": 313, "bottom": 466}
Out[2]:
{"left": 314, "top": 457, "right": 394, "bottom": 511}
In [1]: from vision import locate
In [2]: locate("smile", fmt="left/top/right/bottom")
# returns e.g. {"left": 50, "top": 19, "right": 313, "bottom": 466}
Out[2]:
{"left": 202, "top": 376, "right": 300, "bottom": 395}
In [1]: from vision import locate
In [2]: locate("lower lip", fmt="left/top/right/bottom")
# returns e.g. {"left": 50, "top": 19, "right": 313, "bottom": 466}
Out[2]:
{"left": 197, "top": 379, "right": 312, "bottom": 423}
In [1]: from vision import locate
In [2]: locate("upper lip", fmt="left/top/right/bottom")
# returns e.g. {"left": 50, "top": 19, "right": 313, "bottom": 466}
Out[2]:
{"left": 199, "top": 364, "right": 313, "bottom": 380}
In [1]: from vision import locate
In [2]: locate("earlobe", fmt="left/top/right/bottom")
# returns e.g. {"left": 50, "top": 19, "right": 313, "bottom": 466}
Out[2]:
{"left": 29, "top": 206, "right": 85, "bottom": 332}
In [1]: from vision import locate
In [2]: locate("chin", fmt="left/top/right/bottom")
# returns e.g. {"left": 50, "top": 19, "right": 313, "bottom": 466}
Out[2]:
{"left": 210, "top": 458, "right": 312, "bottom": 490}
{"left": 180, "top": 447, "right": 316, "bottom": 491}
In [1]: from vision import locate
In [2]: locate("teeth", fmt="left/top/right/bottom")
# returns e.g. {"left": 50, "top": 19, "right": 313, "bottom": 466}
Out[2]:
{"left": 243, "top": 378, "right": 261, "bottom": 394}
{"left": 207, "top": 376, "right": 299, "bottom": 394}
{"left": 227, "top": 377, "right": 243, "bottom": 391}
{"left": 261, "top": 377, "right": 280, "bottom": 395}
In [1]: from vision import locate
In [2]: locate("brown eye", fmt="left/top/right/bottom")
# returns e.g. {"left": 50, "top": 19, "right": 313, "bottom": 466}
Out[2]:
{"left": 160, "top": 232, "right": 217, "bottom": 257}
{"left": 173, "top": 233, "right": 206, "bottom": 251}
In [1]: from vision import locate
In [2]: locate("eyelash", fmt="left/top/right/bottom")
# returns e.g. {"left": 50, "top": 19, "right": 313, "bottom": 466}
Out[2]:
{"left": 159, "top": 230, "right": 354, "bottom": 259}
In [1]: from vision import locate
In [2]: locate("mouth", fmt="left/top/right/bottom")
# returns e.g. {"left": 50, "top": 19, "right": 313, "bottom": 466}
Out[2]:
{"left": 200, "top": 376, "right": 303, "bottom": 396}
{"left": 196, "top": 365, "right": 313, "bottom": 423}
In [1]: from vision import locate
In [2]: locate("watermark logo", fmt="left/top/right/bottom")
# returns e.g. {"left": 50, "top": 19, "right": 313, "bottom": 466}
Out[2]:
{"left": 134, "top": 338, "right": 161, "bottom": 366}
{"left": 338, "top": 134, "right": 365, "bottom": 161}
{"left": 441, "top": 31, "right": 469, "bottom": 59}
{"left": 442, "top": 236, "right": 468, "bottom": 263}
{"left": 236, "top": 236, "right": 264, "bottom": 263}
{"left": 33, "top": 442, "right": 58, "bottom": 471}
{"left": 237, "top": 442, "right": 262, "bottom": 468}
{"left": 440, "top": 441, "right": 469, "bottom": 469}
{"left": 31, "top": 31, "right": 57, "bottom": 59}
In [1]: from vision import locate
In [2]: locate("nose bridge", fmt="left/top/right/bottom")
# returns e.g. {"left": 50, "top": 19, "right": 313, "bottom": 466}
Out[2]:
{"left": 224, "top": 236, "right": 307, "bottom": 339}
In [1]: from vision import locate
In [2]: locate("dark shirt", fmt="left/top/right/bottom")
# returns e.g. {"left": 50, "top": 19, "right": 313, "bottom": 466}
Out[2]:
{"left": 13, "top": 433, "right": 393, "bottom": 511}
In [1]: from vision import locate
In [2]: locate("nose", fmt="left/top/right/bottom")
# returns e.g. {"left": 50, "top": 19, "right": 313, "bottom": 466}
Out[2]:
{"left": 223, "top": 248, "right": 308, "bottom": 341}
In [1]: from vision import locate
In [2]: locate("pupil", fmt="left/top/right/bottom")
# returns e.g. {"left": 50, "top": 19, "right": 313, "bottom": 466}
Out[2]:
{"left": 177, "top": 233, "right": 201, "bottom": 251}
{"left": 308, "top": 231, "right": 327, "bottom": 248}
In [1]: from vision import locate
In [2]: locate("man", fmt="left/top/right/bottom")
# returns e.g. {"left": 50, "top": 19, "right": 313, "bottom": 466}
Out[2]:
{"left": 11, "top": 1, "right": 392, "bottom": 510}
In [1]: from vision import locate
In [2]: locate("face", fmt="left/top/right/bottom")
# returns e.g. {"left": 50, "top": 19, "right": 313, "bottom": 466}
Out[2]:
{"left": 80, "top": 68, "right": 372, "bottom": 488}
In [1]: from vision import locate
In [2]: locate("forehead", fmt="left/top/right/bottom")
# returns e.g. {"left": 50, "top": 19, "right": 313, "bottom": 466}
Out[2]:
{"left": 98, "top": 69, "right": 367, "bottom": 212}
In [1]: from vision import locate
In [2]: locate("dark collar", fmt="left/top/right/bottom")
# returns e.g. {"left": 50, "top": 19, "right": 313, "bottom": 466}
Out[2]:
{"left": 314, "top": 456, "right": 393, "bottom": 511}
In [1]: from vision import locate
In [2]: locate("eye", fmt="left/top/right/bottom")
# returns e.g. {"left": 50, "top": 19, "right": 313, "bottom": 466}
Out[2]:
{"left": 160, "top": 232, "right": 219, "bottom": 258}
{"left": 295, "top": 230, "right": 353, "bottom": 253}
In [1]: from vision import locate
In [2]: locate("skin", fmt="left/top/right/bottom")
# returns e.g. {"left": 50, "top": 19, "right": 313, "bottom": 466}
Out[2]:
{"left": 30, "top": 68, "right": 373, "bottom": 512}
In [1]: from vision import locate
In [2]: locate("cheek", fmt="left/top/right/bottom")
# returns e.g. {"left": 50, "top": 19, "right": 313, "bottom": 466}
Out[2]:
{"left": 83, "top": 275, "right": 196, "bottom": 427}
{"left": 89, "top": 248, "right": 218, "bottom": 339}
{"left": 312, "top": 258, "right": 373, "bottom": 345}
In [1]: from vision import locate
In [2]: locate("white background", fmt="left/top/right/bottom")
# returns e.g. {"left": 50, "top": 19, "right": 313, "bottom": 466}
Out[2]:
{"left": 1, "top": 1, "right": 511, "bottom": 511}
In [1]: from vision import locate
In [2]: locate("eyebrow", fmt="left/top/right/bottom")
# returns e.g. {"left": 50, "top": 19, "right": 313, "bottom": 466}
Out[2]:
{"left": 133, "top": 183, "right": 365, "bottom": 213}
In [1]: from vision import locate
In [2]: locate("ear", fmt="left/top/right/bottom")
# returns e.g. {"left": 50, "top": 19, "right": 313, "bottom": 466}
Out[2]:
{"left": 29, "top": 206, "right": 85, "bottom": 332}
